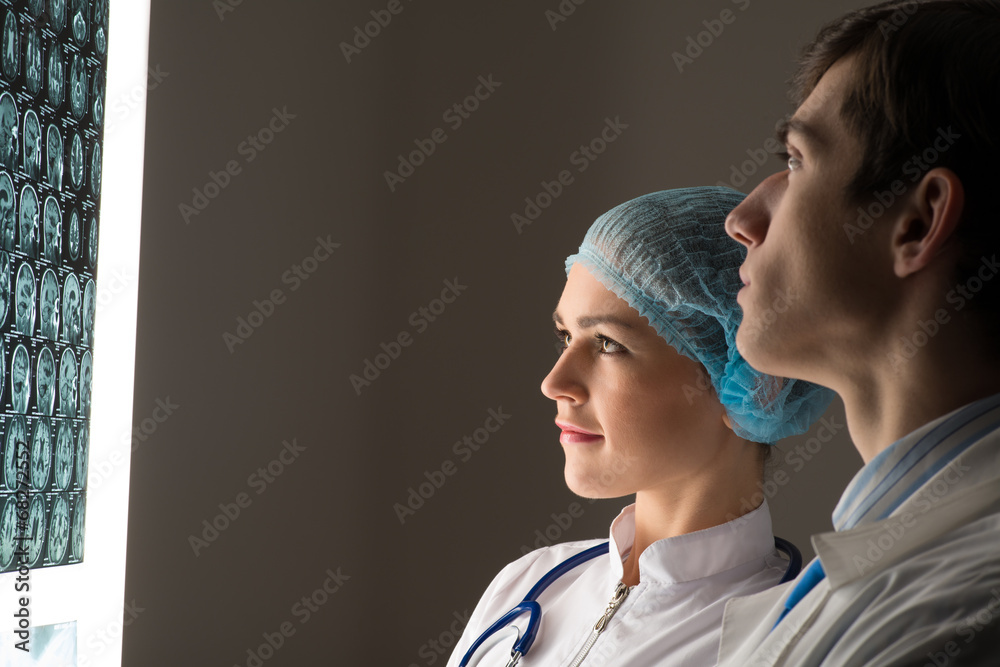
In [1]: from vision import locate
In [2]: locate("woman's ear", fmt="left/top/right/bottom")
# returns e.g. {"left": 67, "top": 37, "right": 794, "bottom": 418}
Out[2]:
{"left": 893, "top": 167, "right": 965, "bottom": 278}
{"left": 722, "top": 412, "right": 733, "bottom": 431}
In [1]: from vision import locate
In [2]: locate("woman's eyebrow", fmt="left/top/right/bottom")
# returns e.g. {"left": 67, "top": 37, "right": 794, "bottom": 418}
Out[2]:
{"left": 552, "top": 310, "right": 634, "bottom": 329}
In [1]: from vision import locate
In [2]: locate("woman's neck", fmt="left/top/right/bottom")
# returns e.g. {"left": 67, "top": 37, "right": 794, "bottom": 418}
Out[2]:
{"left": 620, "top": 441, "right": 764, "bottom": 587}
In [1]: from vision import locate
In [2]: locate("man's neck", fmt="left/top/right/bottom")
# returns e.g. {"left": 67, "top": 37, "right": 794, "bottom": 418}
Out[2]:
{"left": 837, "top": 331, "right": 1000, "bottom": 463}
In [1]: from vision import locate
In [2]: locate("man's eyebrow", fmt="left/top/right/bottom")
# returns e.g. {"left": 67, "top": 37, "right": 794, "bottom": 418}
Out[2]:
{"left": 776, "top": 116, "right": 826, "bottom": 150}
{"left": 552, "top": 310, "right": 634, "bottom": 329}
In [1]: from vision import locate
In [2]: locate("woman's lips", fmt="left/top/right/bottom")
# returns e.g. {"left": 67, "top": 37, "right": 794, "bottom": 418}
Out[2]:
{"left": 559, "top": 431, "right": 604, "bottom": 445}
{"left": 555, "top": 420, "right": 604, "bottom": 444}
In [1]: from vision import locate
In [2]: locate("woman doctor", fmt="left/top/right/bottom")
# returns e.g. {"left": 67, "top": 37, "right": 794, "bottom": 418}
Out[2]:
{"left": 446, "top": 187, "right": 833, "bottom": 666}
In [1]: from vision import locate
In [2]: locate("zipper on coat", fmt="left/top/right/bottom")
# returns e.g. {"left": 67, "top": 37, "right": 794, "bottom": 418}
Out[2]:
{"left": 566, "top": 581, "right": 633, "bottom": 667}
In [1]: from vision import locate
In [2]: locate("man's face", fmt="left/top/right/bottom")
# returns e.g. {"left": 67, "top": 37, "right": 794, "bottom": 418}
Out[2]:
{"left": 724, "top": 56, "right": 893, "bottom": 385}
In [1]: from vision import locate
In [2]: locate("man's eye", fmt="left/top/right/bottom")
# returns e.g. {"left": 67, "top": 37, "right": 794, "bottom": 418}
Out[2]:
{"left": 777, "top": 150, "right": 802, "bottom": 171}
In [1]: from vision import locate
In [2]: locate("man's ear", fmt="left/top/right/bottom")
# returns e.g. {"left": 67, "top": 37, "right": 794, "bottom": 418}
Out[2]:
{"left": 892, "top": 167, "right": 965, "bottom": 278}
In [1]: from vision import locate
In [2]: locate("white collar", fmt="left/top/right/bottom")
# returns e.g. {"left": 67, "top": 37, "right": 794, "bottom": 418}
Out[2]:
{"left": 604, "top": 499, "right": 776, "bottom": 586}
{"left": 832, "top": 392, "right": 1000, "bottom": 531}
{"left": 814, "top": 424, "right": 1000, "bottom": 589}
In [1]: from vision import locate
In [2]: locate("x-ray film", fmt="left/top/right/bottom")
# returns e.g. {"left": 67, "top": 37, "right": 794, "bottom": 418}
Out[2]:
{"left": 0, "top": 0, "right": 107, "bottom": 573}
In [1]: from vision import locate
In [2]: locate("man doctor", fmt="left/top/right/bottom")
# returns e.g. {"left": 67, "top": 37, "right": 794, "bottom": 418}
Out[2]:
{"left": 719, "top": 0, "right": 1000, "bottom": 664}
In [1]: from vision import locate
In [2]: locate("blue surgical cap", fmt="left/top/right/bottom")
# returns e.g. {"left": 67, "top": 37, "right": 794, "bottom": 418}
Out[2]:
{"left": 565, "top": 186, "right": 834, "bottom": 444}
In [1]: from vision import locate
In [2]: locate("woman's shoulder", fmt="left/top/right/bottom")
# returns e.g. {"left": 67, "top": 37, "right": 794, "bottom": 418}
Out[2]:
{"left": 487, "top": 538, "right": 609, "bottom": 598}
{"left": 513, "top": 537, "right": 609, "bottom": 565}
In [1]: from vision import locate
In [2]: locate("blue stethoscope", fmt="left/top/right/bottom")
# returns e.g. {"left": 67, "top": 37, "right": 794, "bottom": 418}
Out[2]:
{"left": 459, "top": 537, "right": 802, "bottom": 667}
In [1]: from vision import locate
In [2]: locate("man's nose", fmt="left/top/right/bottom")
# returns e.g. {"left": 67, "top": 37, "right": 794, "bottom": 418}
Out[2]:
{"left": 725, "top": 170, "right": 785, "bottom": 248}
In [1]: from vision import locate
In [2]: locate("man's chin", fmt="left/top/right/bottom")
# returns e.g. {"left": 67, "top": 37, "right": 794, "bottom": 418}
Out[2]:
{"left": 735, "top": 325, "right": 784, "bottom": 376}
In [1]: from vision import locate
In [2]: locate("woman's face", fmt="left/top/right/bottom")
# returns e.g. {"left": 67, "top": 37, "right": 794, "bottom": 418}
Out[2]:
{"left": 541, "top": 263, "right": 731, "bottom": 499}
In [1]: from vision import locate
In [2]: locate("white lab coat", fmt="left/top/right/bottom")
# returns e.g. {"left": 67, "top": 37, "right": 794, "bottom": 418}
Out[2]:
{"left": 717, "top": 407, "right": 1000, "bottom": 666}
{"left": 447, "top": 499, "right": 791, "bottom": 667}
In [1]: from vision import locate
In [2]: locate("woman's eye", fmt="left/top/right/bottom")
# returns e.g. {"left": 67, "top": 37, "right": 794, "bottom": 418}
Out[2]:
{"left": 554, "top": 328, "right": 571, "bottom": 349}
{"left": 597, "top": 335, "right": 625, "bottom": 354}
{"left": 555, "top": 328, "right": 625, "bottom": 354}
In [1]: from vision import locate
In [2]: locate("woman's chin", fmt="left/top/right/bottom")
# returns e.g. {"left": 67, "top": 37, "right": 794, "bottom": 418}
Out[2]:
{"left": 564, "top": 470, "right": 627, "bottom": 500}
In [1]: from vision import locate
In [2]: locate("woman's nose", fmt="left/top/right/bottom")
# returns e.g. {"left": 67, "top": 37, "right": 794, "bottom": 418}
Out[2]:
{"left": 540, "top": 345, "right": 588, "bottom": 405}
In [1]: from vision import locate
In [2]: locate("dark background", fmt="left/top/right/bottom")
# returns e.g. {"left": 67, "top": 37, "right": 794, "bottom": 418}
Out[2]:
{"left": 124, "top": 1, "right": 868, "bottom": 664}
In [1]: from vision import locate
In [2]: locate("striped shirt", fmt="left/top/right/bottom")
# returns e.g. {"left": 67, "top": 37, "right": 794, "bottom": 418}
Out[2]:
{"left": 832, "top": 391, "right": 1000, "bottom": 531}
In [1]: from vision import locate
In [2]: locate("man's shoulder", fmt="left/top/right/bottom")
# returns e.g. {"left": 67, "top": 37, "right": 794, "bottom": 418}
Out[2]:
{"left": 894, "top": 508, "right": 1000, "bottom": 589}
{"left": 823, "top": 510, "right": 1000, "bottom": 662}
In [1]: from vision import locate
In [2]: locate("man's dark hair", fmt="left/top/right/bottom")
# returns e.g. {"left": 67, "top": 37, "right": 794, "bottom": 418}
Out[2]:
{"left": 793, "top": 0, "right": 1000, "bottom": 324}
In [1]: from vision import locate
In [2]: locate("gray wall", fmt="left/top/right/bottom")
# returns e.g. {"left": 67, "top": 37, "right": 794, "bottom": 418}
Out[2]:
{"left": 124, "top": 1, "right": 868, "bottom": 664}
